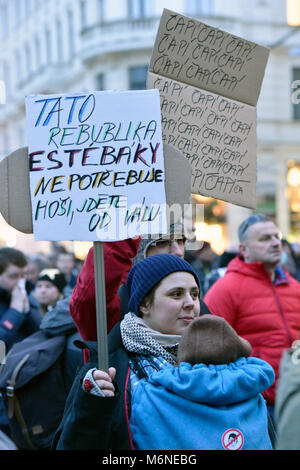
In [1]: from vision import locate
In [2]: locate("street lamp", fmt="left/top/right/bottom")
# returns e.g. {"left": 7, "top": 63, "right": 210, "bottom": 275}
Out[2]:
{"left": 287, "top": 0, "right": 300, "bottom": 26}
{"left": 270, "top": 0, "right": 300, "bottom": 48}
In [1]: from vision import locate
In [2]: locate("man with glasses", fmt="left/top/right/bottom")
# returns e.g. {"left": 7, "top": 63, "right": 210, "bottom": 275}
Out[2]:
{"left": 204, "top": 213, "right": 300, "bottom": 422}
{"left": 142, "top": 235, "right": 186, "bottom": 258}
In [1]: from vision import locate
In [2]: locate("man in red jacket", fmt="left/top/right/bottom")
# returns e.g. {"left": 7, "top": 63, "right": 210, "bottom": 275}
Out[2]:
{"left": 204, "top": 213, "right": 300, "bottom": 421}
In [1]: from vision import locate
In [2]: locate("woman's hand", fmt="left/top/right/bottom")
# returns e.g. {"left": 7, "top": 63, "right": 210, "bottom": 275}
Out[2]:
{"left": 92, "top": 367, "right": 116, "bottom": 397}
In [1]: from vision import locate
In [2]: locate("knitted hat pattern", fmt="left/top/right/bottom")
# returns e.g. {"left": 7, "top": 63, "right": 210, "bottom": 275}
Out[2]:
{"left": 37, "top": 268, "right": 67, "bottom": 293}
{"left": 127, "top": 253, "right": 200, "bottom": 316}
{"left": 177, "top": 315, "right": 252, "bottom": 365}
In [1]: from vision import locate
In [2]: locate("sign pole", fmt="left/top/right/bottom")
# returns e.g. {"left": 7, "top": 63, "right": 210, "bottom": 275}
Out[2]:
{"left": 93, "top": 241, "right": 109, "bottom": 371}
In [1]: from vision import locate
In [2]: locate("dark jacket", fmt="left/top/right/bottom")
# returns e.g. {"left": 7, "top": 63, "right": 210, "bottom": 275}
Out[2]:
{"left": 0, "top": 287, "right": 41, "bottom": 428}
{"left": 0, "top": 286, "right": 42, "bottom": 352}
{"left": 39, "top": 296, "right": 83, "bottom": 390}
{"left": 53, "top": 323, "right": 132, "bottom": 450}
{"left": 0, "top": 295, "right": 83, "bottom": 447}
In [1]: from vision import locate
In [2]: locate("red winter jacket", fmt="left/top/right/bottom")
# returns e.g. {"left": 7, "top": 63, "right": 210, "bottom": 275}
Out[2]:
{"left": 70, "top": 238, "right": 140, "bottom": 345}
{"left": 204, "top": 255, "right": 300, "bottom": 406}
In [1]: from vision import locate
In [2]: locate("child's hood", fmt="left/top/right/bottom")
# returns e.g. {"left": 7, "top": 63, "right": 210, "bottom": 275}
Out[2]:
{"left": 147, "top": 357, "right": 275, "bottom": 406}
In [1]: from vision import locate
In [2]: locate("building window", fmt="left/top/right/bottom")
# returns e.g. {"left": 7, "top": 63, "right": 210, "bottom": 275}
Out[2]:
{"left": 292, "top": 68, "right": 300, "bottom": 120}
{"left": 1, "top": 3, "right": 9, "bottom": 40}
{"left": 25, "top": 43, "right": 32, "bottom": 77}
{"left": 96, "top": 73, "right": 105, "bottom": 90}
{"left": 129, "top": 65, "right": 147, "bottom": 90}
{"left": 98, "top": 0, "right": 105, "bottom": 22}
{"left": 45, "top": 27, "right": 52, "bottom": 64}
{"left": 128, "top": 0, "right": 147, "bottom": 18}
{"left": 56, "top": 18, "right": 63, "bottom": 62}
{"left": 14, "top": 0, "right": 22, "bottom": 26}
{"left": 185, "top": 0, "right": 214, "bottom": 15}
{"left": 2, "top": 62, "right": 10, "bottom": 96}
{"left": 35, "top": 35, "right": 41, "bottom": 69}
{"left": 15, "top": 50, "right": 22, "bottom": 84}
{"left": 24, "top": 0, "right": 31, "bottom": 18}
{"left": 67, "top": 9, "right": 75, "bottom": 58}
{"left": 80, "top": 0, "right": 87, "bottom": 29}
{"left": 287, "top": 162, "right": 300, "bottom": 239}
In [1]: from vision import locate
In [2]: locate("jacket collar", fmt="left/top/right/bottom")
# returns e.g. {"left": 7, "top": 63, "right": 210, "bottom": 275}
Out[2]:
{"left": 227, "top": 255, "right": 289, "bottom": 285}
{"left": 274, "top": 264, "right": 289, "bottom": 285}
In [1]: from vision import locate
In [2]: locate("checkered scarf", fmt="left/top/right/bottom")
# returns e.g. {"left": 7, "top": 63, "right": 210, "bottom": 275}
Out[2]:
{"left": 120, "top": 312, "right": 180, "bottom": 366}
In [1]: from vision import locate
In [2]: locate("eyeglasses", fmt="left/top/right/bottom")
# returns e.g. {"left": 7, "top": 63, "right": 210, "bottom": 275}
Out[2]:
{"left": 148, "top": 236, "right": 187, "bottom": 250}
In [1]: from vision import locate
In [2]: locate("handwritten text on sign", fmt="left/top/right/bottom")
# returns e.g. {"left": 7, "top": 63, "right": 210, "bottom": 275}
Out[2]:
{"left": 148, "top": 73, "right": 256, "bottom": 205}
{"left": 148, "top": 9, "right": 269, "bottom": 208}
{"left": 149, "top": 9, "right": 270, "bottom": 107}
{"left": 25, "top": 90, "right": 167, "bottom": 241}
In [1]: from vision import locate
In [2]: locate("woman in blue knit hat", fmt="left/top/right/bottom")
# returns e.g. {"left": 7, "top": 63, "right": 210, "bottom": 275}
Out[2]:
{"left": 53, "top": 253, "right": 202, "bottom": 450}
{"left": 54, "top": 253, "right": 275, "bottom": 450}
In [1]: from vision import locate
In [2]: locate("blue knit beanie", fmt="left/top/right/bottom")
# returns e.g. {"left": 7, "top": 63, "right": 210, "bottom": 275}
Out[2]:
{"left": 126, "top": 254, "right": 200, "bottom": 316}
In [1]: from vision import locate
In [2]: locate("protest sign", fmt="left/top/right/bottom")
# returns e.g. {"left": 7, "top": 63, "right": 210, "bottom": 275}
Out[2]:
{"left": 148, "top": 9, "right": 270, "bottom": 209}
{"left": 0, "top": 141, "right": 191, "bottom": 371}
{"left": 25, "top": 89, "right": 167, "bottom": 241}
{"left": 0, "top": 143, "right": 191, "bottom": 235}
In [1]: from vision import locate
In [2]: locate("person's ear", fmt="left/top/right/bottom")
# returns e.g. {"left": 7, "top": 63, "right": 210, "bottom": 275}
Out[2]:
{"left": 139, "top": 304, "right": 149, "bottom": 316}
{"left": 239, "top": 242, "right": 246, "bottom": 257}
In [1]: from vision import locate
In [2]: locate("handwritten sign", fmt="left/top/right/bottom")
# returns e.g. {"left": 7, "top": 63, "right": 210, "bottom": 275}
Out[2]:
{"left": 148, "top": 73, "right": 257, "bottom": 205}
{"left": 148, "top": 9, "right": 270, "bottom": 208}
{"left": 25, "top": 90, "right": 167, "bottom": 241}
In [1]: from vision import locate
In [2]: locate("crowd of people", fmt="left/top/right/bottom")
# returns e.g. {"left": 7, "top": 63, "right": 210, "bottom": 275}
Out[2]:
{"left": 0, "top": 214, "right": 300, "bottom": 451}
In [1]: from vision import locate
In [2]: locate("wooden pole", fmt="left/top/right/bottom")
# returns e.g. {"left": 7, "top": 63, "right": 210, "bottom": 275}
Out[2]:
{"left": 93, "top": 241, "right": 108, "bottom": 371}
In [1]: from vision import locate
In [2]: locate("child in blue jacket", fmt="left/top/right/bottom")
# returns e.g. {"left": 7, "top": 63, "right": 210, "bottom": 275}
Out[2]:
{"left": 129, "top": 315, "right": 275, "bottom": 450}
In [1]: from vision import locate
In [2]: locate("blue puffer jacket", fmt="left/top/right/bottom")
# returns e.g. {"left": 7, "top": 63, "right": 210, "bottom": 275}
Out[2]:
{"left": 130, "top": 357, "right": 275, "bottom": 450}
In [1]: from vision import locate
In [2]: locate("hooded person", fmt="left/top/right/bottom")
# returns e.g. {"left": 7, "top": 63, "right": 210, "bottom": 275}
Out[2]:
{"left": 34, "top": 269, "right": 67, "bottom": 315}
{"left": 129, "top": 315, "right": 275, "bottom": 450}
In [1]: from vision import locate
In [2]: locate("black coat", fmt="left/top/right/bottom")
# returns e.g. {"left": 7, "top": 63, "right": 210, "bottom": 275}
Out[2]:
{"left": 53, "top": 323, "right": 132, "bottom": 450}
{"left": 53, "top": 301, "right": 212, "bottom": 451}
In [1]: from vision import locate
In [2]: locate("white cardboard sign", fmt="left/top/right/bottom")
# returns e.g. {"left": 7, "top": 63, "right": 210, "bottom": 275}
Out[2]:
{"left": 25, "top": 90, "right": 167, "bottom": 241}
